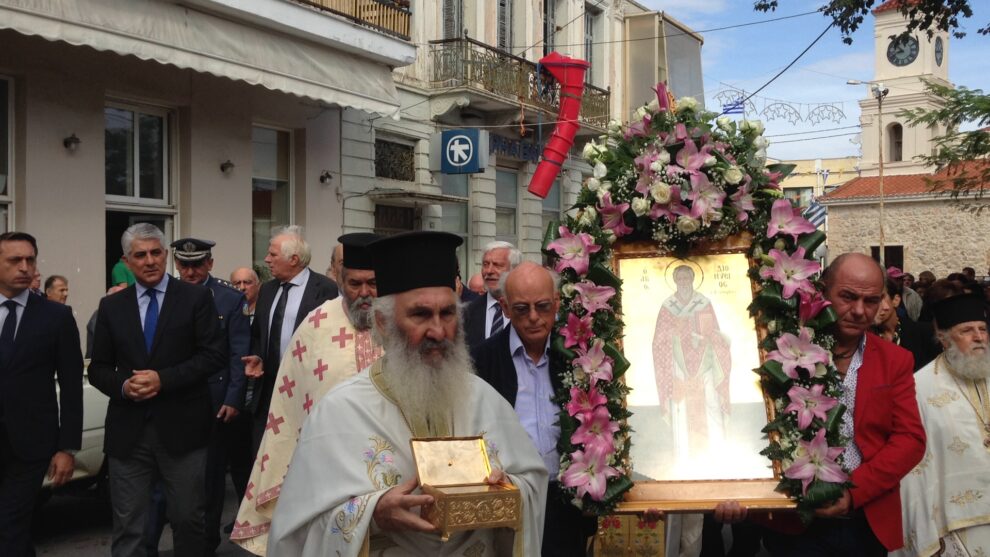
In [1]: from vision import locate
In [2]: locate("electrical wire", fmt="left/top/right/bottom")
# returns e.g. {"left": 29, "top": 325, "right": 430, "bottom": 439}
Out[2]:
{"left": 772, "top": 132, "right": 860, "bottom": 144}
{"left": 766, "top": 125, "right": 861, "bottom": 138}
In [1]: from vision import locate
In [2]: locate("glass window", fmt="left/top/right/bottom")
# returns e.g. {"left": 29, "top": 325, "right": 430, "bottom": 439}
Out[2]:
{"left": 440, "top": 173, "right": 470, "bottom": 273}
{"left": 105, "top": 105, "right": 168, "bottom": 203}
{"left": 495, "top": 169, "right": 518, "bottom": 244}
{"left": 441, "top": 173, "right": 469, "bottom": 198}
{"left": 783, "top": 187, "right": 813, "bottom": 209}
{"left": 888, "top": 123, "right": 903, "bottom": 162}
{"left": 540, "top": 179, "right": 562, "bottom": 236}
{"left": 375, "top": 139, "right": 415, "bottom": 182}
{"left": 0, "top": 77, "right": 10, "bottom": 230}
{"left": 252, "top": 126, "right": 292, "bottom": 275}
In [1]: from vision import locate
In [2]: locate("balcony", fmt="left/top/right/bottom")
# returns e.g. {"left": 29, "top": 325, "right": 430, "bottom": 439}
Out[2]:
{"left": 293, "top": 0, "right": 411, "bottom": 40}
{"left": 429, "top": 37, "right": 610, "bottom": 130}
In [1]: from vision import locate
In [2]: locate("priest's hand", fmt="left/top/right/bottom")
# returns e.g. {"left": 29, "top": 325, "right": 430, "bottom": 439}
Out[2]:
{"left": 485, "top": 469, "right": 511, "bottom": 487}
{"left": 713, "top": 501, "right": 748, "bottom": 524}
{"left": 242, "top": 355, "right": 264, "bottom": 378}
{"left": 815, "top": 489, "right": 851, "bottom": 518}
{"left": 373, "top": 477, "right": 437, "bottom": 533}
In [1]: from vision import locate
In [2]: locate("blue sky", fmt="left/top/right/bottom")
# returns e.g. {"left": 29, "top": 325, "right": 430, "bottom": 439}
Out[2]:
{"left": 642, "top": 0, "right": 990, "bottom": 161}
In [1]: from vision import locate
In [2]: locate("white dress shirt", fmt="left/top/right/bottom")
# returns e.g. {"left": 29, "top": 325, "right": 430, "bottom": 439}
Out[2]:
{"left": 269, "top": 267, "right": 310, "bottom": 360}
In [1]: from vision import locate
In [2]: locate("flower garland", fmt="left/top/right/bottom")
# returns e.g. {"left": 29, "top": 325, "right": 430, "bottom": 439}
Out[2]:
{"left": 543, "top": 83, "right": 850, "bottom": 517}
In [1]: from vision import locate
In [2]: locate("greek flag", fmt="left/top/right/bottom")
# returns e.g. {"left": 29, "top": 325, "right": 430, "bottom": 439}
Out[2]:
{"left": 722, "top": 98, "right": 745, "bottom": 115}
{"left": 803, "top": 201, "right": 827, "bottom": 227}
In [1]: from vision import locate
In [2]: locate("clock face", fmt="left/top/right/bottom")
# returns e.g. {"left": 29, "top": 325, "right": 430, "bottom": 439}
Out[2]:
{"left": 887, "top": 35, "right": 919, "bottom": 67}
{"left": 935, "top": 37, "right": 944, "bottom": 66}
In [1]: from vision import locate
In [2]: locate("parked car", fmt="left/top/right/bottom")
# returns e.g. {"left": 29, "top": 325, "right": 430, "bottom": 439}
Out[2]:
{"left": 41, "top": 363, "right": 107, "bottom": 490}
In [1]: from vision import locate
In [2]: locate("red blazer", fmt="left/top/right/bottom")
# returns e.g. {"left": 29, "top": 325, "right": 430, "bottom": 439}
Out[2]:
{"left": 848, "top": 333, "right": 926, "bottom": 550}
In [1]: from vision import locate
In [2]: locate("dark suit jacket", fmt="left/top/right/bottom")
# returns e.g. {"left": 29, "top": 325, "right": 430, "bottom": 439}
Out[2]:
{"left": 470, "top": 327, "right": 564, "bottom": 406}
{"left": 898, "top": 318, "right": 940, "bottom": 372}
{"left": 0, "top": 295, "right": 83, "bottom": 461}
{"left": 89, "top": 277, "right": 226, "bottom": 457}
{"left": 204, "top": 275, "right": 250, "bottom": 410}
{"left": 464, "top": 293, "right": 492, "bottom": 353}
{"left": 848, "top": 333, "right": 926, "bottom": 551}
{"left": 250, "top": 269, "right": 337, "bottom": 415}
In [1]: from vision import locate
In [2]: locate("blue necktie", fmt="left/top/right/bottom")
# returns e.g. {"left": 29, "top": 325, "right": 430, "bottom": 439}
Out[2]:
{"left": 144, "top": 289, "right": 159, "bottom": 353}
{"left": 490, "top": 303, "right": 504, "bottom": 337}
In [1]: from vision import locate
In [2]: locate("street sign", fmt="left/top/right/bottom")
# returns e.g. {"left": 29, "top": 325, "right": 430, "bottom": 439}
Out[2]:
{"left": 434, "top": 129, "right": 488, "bottom": 174}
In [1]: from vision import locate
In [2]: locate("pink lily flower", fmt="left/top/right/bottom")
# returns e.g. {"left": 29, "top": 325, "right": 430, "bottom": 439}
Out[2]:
{"left": 767, "top": 199, "right": 818, "bottom": 243}
{"left": 624, "top": 119, "right": 649, "bottom": 140}
{"left": 765, "top": 170, "right": 784, "bottom": 189}
{"left": 687, "top": 173, "right": 726, "bottom": 223}
{"left": 759, "top": 247, "right": 820, "bottom": 299}
{"left": 573, "top": 281, "right": 616, "bottom": 314}
{"left": 767, "top": 327, "right": 831, "bottom": 380}
{"left": 560, "top": 446, "right": 622, "bottom": 501}
{"left": 798, "top": 289, "right": 831, "bottom": 323}
{"left": 547, "top": 227, "right": 601, "bottom": 276}
{"left": 730, "top": 185, "right": 755, "bottom": 223}
{"left": 783, "top": 428, "right": 848, "bottom": 495}
{"left": 571, "top": 406, "right": 621, "bottom": 455}
{"left": 573, "top": 339, "right": 614, "bottom": 384}
{"left": 561, "top": 313, "right": 594, "bottom": 351}
{"left": 565, "top": 385, "right": 607, "bottom": 417}
{"left": 672, "top": 139, "right": 713, "bottom": 176}
{"left": 652, "top": 82, "right": 671, "bottom": 113}
{"left": 784, "top": 384, "right": 838, "bottom": 430}
{"left": 674, "top": 123, "right": 689, "bottom": 141}
{"left": 599, "top": 192, "right": 633, "bottom": 237}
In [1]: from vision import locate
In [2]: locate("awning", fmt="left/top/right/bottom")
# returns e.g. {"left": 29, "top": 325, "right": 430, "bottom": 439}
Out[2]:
{"left": 0, "top": 0, "right": 401, "bottom": 118}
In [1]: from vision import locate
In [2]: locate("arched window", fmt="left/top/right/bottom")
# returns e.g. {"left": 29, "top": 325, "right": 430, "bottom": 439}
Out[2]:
{"left": 887, "top": 122, "right": 903, "bottom": 162}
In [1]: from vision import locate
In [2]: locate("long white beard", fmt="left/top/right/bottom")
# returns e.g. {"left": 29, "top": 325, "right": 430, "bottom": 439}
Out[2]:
{"left": 378, "top": 319, "right": 474, "bottom": 430}
{"left": 346, "top": 294, "right": 374, "bottom": 331}
{"left": 944, "top": 342, "right": 990, "bottom": 380}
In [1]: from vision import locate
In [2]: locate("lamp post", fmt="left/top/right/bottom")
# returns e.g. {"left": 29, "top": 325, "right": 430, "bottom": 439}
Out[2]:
{"left": 848, "top": 80, "right": 890, "bottom": 266}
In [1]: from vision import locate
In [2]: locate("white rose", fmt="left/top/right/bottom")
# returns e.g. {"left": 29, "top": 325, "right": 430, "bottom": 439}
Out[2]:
{"left": 582, "top": 141, "right": 598, "bottom": 162}
{"left": 676, "top": 216, "right": 700, "bottom": 235}
{"left": 741, "top": 119, "right": 765, "bottom": 135}
{"left": 634, "top": 106, "right": 649, "bottom": 121}
{"left": 723, "top": 166, "right": 744, "bottom": 185}
{"left": 676, "top": 96, "right": 699, "bottom": 112}
{"left": 753, "top": 136, "right": 770, "bottom": 150}
{"left": 593, "top": 162, "right": 608, "bottom": 179}
{"left": 560, "top": 283, "right": 577, "bottom": 298}
{"left": 647, "top": 98, "right": 660, "bottom": 112}
{"left": 577, "top": 210, "right": 594, "bottom": 228}
{"left": 650, "top": 160, "right": 665, "bottom": 173}
{"left": 657, "top": 149, "right": 671, "bottom": 164}
{"left": 716, "top": 116, "right": 733, "bottom": 131}
{"left": 586, "top": 177, "right": 601, "bottom": 191}
{"left": 753, "top": 148, "right": 767, "bottom": 166}
{"left": 607, "top": 120, "right": 623, "bottom": 133}
{"left": 814, "top": 363, "right": 828, "bottom": 378}
{"left": 583, "top": 206, "right": 597, "bottom": 222}
{"left": 704, "top": 155, "right": 718, "bottom": 167}
{"left": 600, "top": 180, "right": 613, "bottom": 192}
{"left": 650, "top": 182, "right": 672, "bottom": 204}
{"left": 631, "top": 197, "right": 651, "bottom": 217}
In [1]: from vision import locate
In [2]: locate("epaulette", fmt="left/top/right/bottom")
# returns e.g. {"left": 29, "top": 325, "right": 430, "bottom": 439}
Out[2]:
{"left": 214, "top": 278, "right": 240, "bottom": 292}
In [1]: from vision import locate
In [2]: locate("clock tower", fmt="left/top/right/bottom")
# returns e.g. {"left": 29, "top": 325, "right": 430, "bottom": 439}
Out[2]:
{"left": 858, "top": 0, "right": 951, "bottom": 177}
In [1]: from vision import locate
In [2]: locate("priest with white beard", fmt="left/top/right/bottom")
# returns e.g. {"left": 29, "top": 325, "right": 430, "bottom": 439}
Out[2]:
{"left": 895, "top": 292, "right": 990, "bottom": 557}
{"left": 267, "top": 231, "right": 548, "bottom": 557}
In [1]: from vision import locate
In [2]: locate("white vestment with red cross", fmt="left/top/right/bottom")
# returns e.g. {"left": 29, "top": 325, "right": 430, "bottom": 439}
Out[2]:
{"left": 231, "top": 298, "right": 382, "bottom": 555}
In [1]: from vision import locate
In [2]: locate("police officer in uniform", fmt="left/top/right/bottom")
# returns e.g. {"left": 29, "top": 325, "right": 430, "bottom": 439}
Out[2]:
{"left": 143, "top": 238, "right": 250, "bottom": 555}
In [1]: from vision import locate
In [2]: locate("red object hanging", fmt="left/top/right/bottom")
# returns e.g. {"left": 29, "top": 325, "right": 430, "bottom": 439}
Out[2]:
{"left": 527, "top": 52, "right": 590, "bottom": 199}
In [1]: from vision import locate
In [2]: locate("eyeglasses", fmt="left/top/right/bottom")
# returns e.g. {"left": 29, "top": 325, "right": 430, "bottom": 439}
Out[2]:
{"left": 509, "top": 300, "right": 555, "bottom": 317}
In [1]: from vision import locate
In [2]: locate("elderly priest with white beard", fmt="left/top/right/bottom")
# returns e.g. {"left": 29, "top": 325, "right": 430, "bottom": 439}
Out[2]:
{"left": 267, "top": 231, "right": 547, "bottom": 557}
{"left": 895, "top": 292, "right": 990, "bottom": 557}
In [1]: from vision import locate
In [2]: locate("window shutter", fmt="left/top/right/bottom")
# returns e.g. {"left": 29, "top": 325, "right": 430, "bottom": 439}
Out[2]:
{"left": 443, "top": 0, "right": 462, "bottom": 40}
{"left": 498, "top": 0, "right": 512, "bottom": 50}
{"left": 544, "top": 0, "right": 556, "bottom": 55}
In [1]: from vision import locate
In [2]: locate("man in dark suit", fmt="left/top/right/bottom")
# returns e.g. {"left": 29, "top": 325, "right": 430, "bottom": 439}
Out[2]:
{"left": 143, "top": 238, "right": 251, "bottom": 555}
{"left": 761, "top": 253, "right": 926, "bottom": 556}
{"left": 243, "top": 225, "right": 337, "bottom": 449}
{"left": 89, "top": 223, "right": 225, "bottom": 557}
{"left": 464, "top": 241, "right": 521, "bottom": 352}
{"left": 0, "top": 232, "right": 83, "bottom": 557}
{"left": 471, "top": 261, "right": 595, "bottom": 557}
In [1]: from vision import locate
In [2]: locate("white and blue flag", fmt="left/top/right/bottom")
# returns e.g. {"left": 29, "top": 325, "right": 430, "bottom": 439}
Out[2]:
{"left": 803, "top": 200, "right": 827, "bottom": 227}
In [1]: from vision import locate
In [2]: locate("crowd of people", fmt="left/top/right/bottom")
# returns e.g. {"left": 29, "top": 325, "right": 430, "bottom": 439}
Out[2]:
{"left": 1, "top": 223, "right": 989, "bottom": 557}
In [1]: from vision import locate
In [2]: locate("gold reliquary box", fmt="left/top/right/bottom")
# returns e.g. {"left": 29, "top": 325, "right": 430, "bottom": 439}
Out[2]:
{"left": 411, "top": 436, "right": 522, "bottom": 542}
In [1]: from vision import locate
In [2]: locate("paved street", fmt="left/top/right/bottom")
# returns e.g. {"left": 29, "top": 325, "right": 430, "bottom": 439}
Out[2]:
{"left": 34, "top": 478, "right": 251, "bottom": 556}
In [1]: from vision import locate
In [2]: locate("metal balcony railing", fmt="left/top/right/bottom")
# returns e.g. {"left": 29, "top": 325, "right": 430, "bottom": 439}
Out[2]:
{"left": 292, "top": 0, "right": 411, "bottom": 40}
{"left": 429, "top": 37, "right": 610, "bottom": 129}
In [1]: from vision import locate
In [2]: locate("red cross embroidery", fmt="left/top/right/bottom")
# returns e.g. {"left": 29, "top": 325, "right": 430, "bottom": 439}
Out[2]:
{"left": 303, "top": 393, "right": 314, "bottom": 414}
{"left": 331, "top": 327, "right": 354, "bottom": 348}
{"left": 278, "top": 375, "right": 297, "bottom": 398}
{"left": 265, "top": 412, "right": 285, "bottom": 435}
{"left": 307, "top": 308, "right": 328, "bottom": 328}
{"left": 312, "top": 359, "right": 328, "bottom": 381}
{"left": 260, "top": 454, "right": 270, "bottom": 472}
{"left": 245, "top": 482, "right": 254, "bottom": 500}
{"left": 291, "top": 340, "right": 307, "bottom": 362}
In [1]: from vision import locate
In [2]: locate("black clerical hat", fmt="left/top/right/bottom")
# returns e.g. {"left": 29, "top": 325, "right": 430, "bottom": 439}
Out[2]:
{"left": 370, "top": 231, "right": 463, "bottom": 296}
{"left": 932, "top": 293, "right": 988, "bottom": 330}
{"left": 171, "top": 237, "right": 215, "bottom": 263}
{"left": 337, "top": 233, "right": 379, "bottom": 271}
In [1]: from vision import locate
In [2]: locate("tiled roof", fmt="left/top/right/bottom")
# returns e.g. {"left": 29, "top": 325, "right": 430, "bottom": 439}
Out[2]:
{"left": 873, "top": 0, "right": 917, "bottom": 14}
{"left": 819, "top": 161, "right": 989, "bottom": 202}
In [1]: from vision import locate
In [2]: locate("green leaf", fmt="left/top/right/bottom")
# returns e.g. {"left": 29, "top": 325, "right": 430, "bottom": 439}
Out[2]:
{"left": 803, "top": 480, "right": 843, "bottom": 506}
{"left": 586, "top": 264, "right": 621, "bottom": 290}
{"left": 797, "top": 230, "right": 826, "bottom": 255}
{"left": 824, "top": 404, "right": 846, "bottom": 435}
{"left": 600, "top": 475, "right": 634, "bottom": 509}
{"left": 603, "top": 342, "right": 630, "bottom": 378}
{"left": 552, "top": 336, "right": 576, "bottom": 361}
{"left": 807, "top": 306, "right": 838, "bottom": 329}
{"left": 761, "top": 360, "right": 792, "bottom": 386}
{"left": 755, "top": 282, "right": 797, "bottom": 310}
{"left": 542, "top": 219, "right": 561, "bottom": 251}
{"left": 766, "top": 163, "right": 797, "bottom": 179}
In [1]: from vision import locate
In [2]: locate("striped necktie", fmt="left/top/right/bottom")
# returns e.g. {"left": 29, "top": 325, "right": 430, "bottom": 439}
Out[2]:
{"left": 490, "top": 303, "right": 504, "bottom": 337}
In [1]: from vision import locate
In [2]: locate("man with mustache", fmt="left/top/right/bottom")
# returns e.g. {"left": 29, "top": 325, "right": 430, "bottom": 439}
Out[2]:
{"left": 268, "top": 231, "right": 547, "bottom": 556}
{"left": 232, "top": 233, "right": 383, "bottom": 554}
{"left": 894, "top": 292, "right": 990, "bottom": 557}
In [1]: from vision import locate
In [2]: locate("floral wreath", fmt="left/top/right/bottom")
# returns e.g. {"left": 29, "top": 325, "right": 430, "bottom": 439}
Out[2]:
{"left": 543, "top": 83, "right": 851, "bottom": 517}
